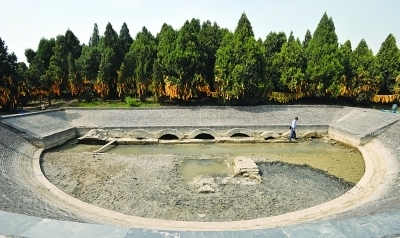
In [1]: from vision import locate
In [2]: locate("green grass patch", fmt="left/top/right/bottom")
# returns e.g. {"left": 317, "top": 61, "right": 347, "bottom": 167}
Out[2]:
{"left": 68, "top": 98, "right": 160, "bottom": 108}
{"left": 68, "top": 100, "right": 127, "bottom": 108}
{"left": 136, "top": 100, "right": 161, "bottom": 107}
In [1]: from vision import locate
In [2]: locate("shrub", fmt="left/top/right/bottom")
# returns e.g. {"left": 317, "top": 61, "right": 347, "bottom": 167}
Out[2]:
{"left": 125, "top": 96, "right": 141, "bottom": 107}
{"left": 82, "top": 91, "right": 95, "bottom": 102}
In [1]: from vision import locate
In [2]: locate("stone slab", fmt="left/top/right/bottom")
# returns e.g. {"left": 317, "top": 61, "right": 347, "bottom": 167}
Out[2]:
{"left": 0, "top": 211, "right": 42, "bottom": 237}
{"left": 282, "top": 221, "right": 346, "bottom": 237}
{"left": 233, "top": 156, "right": 259, "bottom": 175}
{"left": 330, "top": 215, "right": 400, "bottom": 238}
{"left": 20, "top": 219, "right": 129, "bottom": 238}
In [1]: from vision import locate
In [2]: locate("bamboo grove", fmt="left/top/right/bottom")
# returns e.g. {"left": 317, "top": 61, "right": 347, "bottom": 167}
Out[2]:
{"left": 1, "top": 13, "right": 400, "bottom": 110}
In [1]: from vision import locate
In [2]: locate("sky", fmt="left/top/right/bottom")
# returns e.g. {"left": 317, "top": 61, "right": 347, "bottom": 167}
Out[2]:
{"left": 1, "top": 0, "right": 400, "bottom": 64}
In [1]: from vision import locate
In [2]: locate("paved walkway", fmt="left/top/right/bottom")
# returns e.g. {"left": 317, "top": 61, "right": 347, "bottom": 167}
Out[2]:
{"left": 0, "top": 106, "right": 399, "bottom": 237}
{"left": 0, "top": 209, "right": 400, "bottom": 237}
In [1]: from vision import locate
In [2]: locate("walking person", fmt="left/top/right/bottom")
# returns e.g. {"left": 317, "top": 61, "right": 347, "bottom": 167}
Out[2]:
{"left": 289, "top": 117, "right": 298, "bottom": 141}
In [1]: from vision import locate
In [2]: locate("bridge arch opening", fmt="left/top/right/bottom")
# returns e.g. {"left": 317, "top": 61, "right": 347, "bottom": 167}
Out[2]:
{"left": 194, "top": 133, "right": 215, "bottom": 140}
{"left": 231, "top": 133, "right": 250, "bottom": 138}
{"left": 159, "top": 134, "right": 179, "bottom": 140}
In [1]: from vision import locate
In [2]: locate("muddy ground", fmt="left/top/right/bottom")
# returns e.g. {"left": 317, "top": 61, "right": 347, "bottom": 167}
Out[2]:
{"left": 41, "top": 139, "right": 364, "bottom": 222}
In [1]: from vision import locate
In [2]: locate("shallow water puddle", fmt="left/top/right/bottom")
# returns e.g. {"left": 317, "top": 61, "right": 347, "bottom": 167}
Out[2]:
{"left": 55, "top": 140, "right": 364, "bottom": 184}
{"left": 104, "top": 142, "right": 340, "bottom": 155}
{"left": 179, "top": 158, "right": 230, "bottom": 181}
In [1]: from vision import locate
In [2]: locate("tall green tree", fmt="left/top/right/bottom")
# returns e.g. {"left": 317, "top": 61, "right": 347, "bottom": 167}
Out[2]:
{"left": 305, "top": 13, "right": 343, "bottom": 97}
{"left": 263, "top": 31, "right": 287, "bottom": 91}
{"left": 76, "top": 23, "right": 101, "bottom": 99}
{"left": 302, "top": 29, "right": 312, "bottom": 49}
{"left": 274, "top": 32, "right": 306, "bottom": 93}
{"left": 215, "top": 13, "right": 271, "bottom": 105}
{"left": 16, "top": 62, "right": 29, "bottom": 105}
{"left": 168, "top": 18, "right": 203, "bottom": 100}
{"left": 118, "top": 22, "right": 133, "bottom": 64}
{"left": 77, "top": 45, "right": 101, "bottom": 84}
{"left": 89, "top": 23, "right": 100, "bottom": 47}
{"left": 135, "top": 27, "right": 156, "bottom": 100}
{"left": 68, "top": 52, "right": 83, "bottom": 98}
{"left": 198, "top": 21, "right": 224, "bottom": 92}
{"left": 97, "top": 23, "right": 119, "bottom": 98}
{"left": 101, "top": 23, "right": 119, "bottom": 50}
{"left": 214, "top": 32, "right": 235, "bottom": 100}
{"left": 118, "top": 27, "right": 156, "bottom": 100}
{"left": 114, "top": 23, "right": 134, "bottom": 100}
{"left": 156, "top": 23, "right": 178, "bottom": 78}
{"left": 151, "top": 59, "right": 164, "bottom": 100}
{"left": 349, "top": 39, "right": 381, "bottom": 102}
{"left": 36, "top": 38, "right": 55, "bottom": 69}
{"left": 338, "top": 40, "right": 353, "bottom": 96}
{"left": 65, "top": 29, "right": 82, "bottom": 59}
{"left": 24, "top": 37, "right": 55, "bottom": 102}
{"left": 376, "top": 34, "right": 400, "bottom": 94}
{"left": 97, "top": 46, "right": 117, "bottom": 98}
{"left": 0, "top": 38, "right": 20, "bottom": 109}
{"left": 235, "top": 13, "right": 254, "bottom": 43}
{"left": 117, "top": 51, "right": 135, "bottom": 99}
{"left": 47, "top": 29, "right": 82, "bottom": 103}
{"left": 25, "top": 48, "right": 36, "bottom": 64}
{"left": 46, "top": 36, "right": 67, "bottom": 74}
{"left": 24, "top": 52, "right": 45, "bottom": 100}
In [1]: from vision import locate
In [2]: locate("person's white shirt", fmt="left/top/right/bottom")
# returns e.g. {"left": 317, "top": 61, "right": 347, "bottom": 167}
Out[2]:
{"left": 291, "top": 119, "right": 297, "bottom": 129}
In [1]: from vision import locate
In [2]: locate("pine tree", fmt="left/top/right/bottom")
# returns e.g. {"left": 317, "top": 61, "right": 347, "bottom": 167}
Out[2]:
{"left": 376, "top": 34, "right": 400, "bottom": 94}
{"left": 0, "top": 38, "right": 20, "bottom": 109}
{"left": 169, "top": 18, "right": 203, "bottom": 100}
{"left": 274, "top": 32, "right": 306, "bottom": 93}
{"left": 349, "top": 39, "right": 381, "bottom": 101}
{"left": 119, "top": 27, "right": 156, "bottom": 100}
{"left": 118, "top": 22, "right": 133, "bottom": 63}
{"left": 198, "top": 20, "right": 224, "bottom": 91}
{"left": 339, "top": 40, "right": 353, "bottom": 79}
{"left": 234, "top": 13, "right": 254, "bottom": 43}
{"left": 151, "top": 59, "right": 164, "bottom": 100}
{"left": 305, "top": 13, "right": 343, "bottom": 97}
{"left": 89, "top": 23, "right": 100, "bottom": 47}
{"left": 156, "top": 23, "right": 177, "bottom": 79}
{"left": 215, "top": 13, "right": 270, "bottom": 105}
{"left": 263, "top": 31, "right": 287, "bottom": 91}
{"left": 97, "top": 23, "right": 119, "bottom": 98}
{"left": 302, "top": 30, "right": 312, "bottom": 49}
{"left": 24, "top": 38, "right": 55, "bottom": 101}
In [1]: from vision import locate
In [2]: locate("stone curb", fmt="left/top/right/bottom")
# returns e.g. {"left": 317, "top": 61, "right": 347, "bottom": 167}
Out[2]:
{"left": 0, "top": 109, "right": 62, "bottom": 119}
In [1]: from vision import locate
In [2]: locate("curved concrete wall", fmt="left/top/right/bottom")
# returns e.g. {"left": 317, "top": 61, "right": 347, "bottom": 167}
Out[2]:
{"left": 0, "top": 124, "right": 90, "bottom": 223}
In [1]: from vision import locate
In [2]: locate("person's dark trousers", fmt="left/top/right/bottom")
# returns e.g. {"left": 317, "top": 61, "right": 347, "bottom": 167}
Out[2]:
{"left": 289, "top": 128, "right": 296, "bottom": 140}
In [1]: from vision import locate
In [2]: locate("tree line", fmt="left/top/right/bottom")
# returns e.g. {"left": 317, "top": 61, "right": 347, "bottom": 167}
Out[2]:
{"left": 1, "top": 12, "right": 400, "bottom": 110}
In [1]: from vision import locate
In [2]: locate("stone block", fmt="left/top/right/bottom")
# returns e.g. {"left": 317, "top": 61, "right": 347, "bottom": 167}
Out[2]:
{"left": 233, "top": 156, "right": 259, "bottom": 176}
